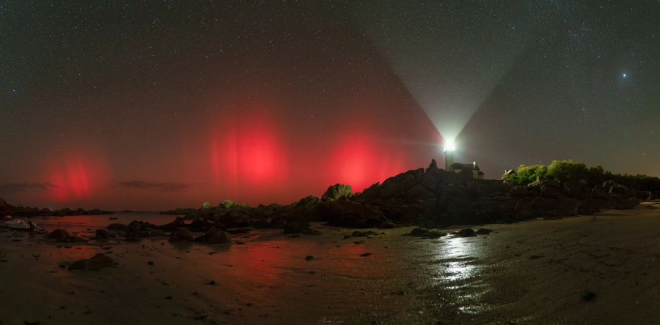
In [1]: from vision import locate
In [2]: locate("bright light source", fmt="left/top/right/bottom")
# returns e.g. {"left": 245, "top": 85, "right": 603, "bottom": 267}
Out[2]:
{"left": 444, "top": 140, "right": 455, "bottom": 152}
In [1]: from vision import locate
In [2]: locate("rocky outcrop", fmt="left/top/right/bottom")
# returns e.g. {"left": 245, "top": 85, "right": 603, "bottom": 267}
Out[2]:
{"left": 95, "top": 229, "right": 115, "bottom": 240}
{"left": 0, "top": 197, "right": 8, "bottom": 210}
{"left": 165, "top": 161, "right": 649, "bottom": 231}
{"left": 189, "top": 219, "right": 213, "bottom": 232}
{"left": 315, "top": 198, "right": 386, "bottom": 228}
{"left": 107, "top": 223, "right": 128, "bottom": 231}
{"left": 197, "top": 227, "right": 231, "bottom": 244}
{"left": 283, "top": 220, "right": 312, "bottom": 234}
{"left": 592, "top": 186, "right": 609, "bottom": 199}
{"left": 168, "top": 228, "right": 195, "bottom": 243}
{"left": 47, "top": 229, "right": 70, "bottom": 241}
{"left": 126, "top": 220, "right": 159, "bottom": 241}
{"left": 509, "top": 186, "right": 532, "bottom": 198}
{"left": 541, "top": 187, "right": 563, "bottom": 199}
{"left": 577, "top": 199, "right": 601, "bottom": 215}
{"left": 322, "top": 184, "right": 352, "bottom": 201}
{"left": 69, "top": 254, "right": 116, "bottom": 271}
{"left": 564, "top": 180, "right": 590, "bottom": 200}
{"left": 159, "top": 217, "right": 186, "bottom": 231}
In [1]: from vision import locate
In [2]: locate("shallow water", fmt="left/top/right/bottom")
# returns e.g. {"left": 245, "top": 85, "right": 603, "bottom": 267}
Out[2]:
{"left": 30, "top": 213, "right": 177, "bottom": 236}
{"left": 2, "top": 203, "right": 660, "bottom": 324}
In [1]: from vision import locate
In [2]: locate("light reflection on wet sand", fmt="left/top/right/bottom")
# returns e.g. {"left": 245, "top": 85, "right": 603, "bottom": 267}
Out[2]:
{"left": 6, "top": 206, "right": 660, "bottom": 324}
{"left": 428, "top": 236, "right": 494, "bottom": 317}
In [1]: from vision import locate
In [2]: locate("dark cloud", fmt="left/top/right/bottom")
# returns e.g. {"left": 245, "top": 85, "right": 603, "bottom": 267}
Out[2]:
{"left": 0, "top": 182, "right": 60, "bottom": 192}
{"left": 116, "top": 181, "right": 192, "bottom": 192}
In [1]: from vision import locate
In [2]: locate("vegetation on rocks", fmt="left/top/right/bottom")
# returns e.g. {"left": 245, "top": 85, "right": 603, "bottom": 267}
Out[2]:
{"left": 502, "top": 160, "right": 660, "bottom": 191}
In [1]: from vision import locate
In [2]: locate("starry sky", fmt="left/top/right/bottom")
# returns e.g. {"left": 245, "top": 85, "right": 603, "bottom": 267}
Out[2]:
{"left": 1, "top": 1, "right": 658, "bottom": 210}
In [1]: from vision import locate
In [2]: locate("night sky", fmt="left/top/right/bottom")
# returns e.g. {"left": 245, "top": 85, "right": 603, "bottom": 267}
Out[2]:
{"left": 1, "top": 1, "right": 658, "bottom": 210}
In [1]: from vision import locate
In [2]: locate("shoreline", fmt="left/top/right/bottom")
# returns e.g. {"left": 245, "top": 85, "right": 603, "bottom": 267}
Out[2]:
{"left": 1, "top": 202, "right": 660, "bottom": 324}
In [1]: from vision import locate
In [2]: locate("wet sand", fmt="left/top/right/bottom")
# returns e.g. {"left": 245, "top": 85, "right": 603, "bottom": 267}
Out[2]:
{"left": 1, "top": 202, "right": 660, "bottom": 325}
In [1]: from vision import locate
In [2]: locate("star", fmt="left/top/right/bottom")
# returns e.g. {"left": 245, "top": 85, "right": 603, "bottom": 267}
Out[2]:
{"left": 622, "top": 73, "right": 627, "bottom": 78}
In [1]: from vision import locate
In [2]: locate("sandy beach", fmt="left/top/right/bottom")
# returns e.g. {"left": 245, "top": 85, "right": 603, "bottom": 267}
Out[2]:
{"left": 1, "top": 202, "right": 660, "bottom": 325}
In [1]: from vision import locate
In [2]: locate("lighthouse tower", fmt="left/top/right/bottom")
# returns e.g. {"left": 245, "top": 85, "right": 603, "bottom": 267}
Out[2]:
{"left": 444, "top": 146, "right": 455, "bottom": 170}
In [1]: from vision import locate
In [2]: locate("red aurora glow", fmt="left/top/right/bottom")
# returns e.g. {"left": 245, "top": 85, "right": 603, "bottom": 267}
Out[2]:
{"left": 47, "top": 154, "right": 107, "bottom": 203}
{"left": 202, "top": 95, "right": 431, "bottom": 206}
{"left": 209, "top": 102, "right": 290, "bottom": 202}
{"left": 327, "top": 133, "right": 405, "bottom": 192}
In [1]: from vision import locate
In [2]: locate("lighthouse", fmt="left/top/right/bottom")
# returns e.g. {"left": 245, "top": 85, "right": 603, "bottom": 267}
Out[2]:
{"left": 444, "top": 141, "right": 455, "bottom": 170}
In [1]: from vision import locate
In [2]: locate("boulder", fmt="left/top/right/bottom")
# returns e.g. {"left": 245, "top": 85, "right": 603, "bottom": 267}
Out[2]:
{"left": 283, "top": 221, "right": 311, "bottom": 234}
{"left": 379, "top": 175, "right": 415, "bottom": 199}
{"left": 540, "top": 179, "right": 560, "bottom": 189}
{"left": 322, "top": 184, "right": 352, "bottom": 201}
{"left": 408, "top": 227, "right": 444, "bottom": 238}
{"left": 203, "top": 228, "right": 232, "bottom": 244}
{"left": 127, "top": 220, "right": 158, "bottom": 231}
{"left": 628, "top": 197, "right": 641, "bottom": 207}
{"left": 409, "top": 168, "right": 424, "bottom": 183}
{"left": 314, "top": 198, "right": 385, "bottom": 228}
{"left": 426, "top": 231, "right": 446, "bottom": 239}
{"left": 625, "top": 189, "right": 639, "bottom": 199}
{"left": 405, "top": 184, "right": 436, "bottom": 201}
{"left": 149, "top": 229, "right": 166, "bottom": 236}
{"left": 421, "top": 173, "right": 439, "bottom": 191}
{"left": 436, "top": 185, "right": 476, "bottom": 224}
{"left": 557, "top": 198, "right": 578, "bottom": 215}
{"left": 69, "top": 254, "right": 116, "bottom": 271}
{"left": 456, "top": 228, "right": 476, "bottom": 237}
{"left": 499, "top": 183, "right": 514, "bottom": 193}
{"left": 168, "top": 228, "right": 195, "bottom": 242}
{"left": 107, "top": 223, "right": 128, "bottom": 231}
{"left": 95, "top": 229, "right": 114, "bottom": 240}
{"left": 409, "top": 228, "right": 428, "bottom": 236}
{"left": 592, "top": 187, "right": 608, "bottom": 199}
{"left": 382, "top": 204, "right": 427, "bottom": 223}
{"left": 577, "top": 199, "right": 601, "bottom": 215}
{"left": 564, "top": 180, "right": 590, "bottom": 200}
{"left": 604, "top": 181, "right": 628, "bottom": 195}
{"left": 541, "top": 187, "right": 564, "bottom": 199}
{"left": 67, "top": 236, "right": 87, "bottom": 243}
{"left": 379, "top": 221, "right": 397, "bottom": 228}
{"left": 608, "top": 194, "right": 636, "bottom": 209}
{"left": 475, "top": 228, "right": 493, "bottom": 235}
{"left": 47, "top": 229, "right": 70, "bottom": 241}
{"left": 509, "top": 186, "right": 531, "bottom": 198}
{"left": 294, "top": 195, "right": 320, "bottom": 209}
{"left": 360, "top": 182, "right": 381, "bottom": 199}
{"left": 514, "top": 202, "right": 534, "bottom": 217}
{"left": 250, "top": 219, "right": 272, "bottom": 229}
{"left": 532, "top": 196, "right": 559, "bottom": 210}
{"left": 595, "top": 196, "right": 619, "bottom": 209}
{"left": 442, "top": 169, "right": 467, "bottom": 187}
{"left": 189, "top": 219, "right": 213, "bottom": 232}
{"left": 159, "top": 217, "right": 187, "bottom": 231}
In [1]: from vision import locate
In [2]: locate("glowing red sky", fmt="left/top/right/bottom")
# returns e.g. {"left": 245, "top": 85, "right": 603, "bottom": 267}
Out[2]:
{"left": 4, "top": 2, "right": 657, "bottom": 210}
{"left": 1, "top": 85, "right": 441, "bottom": 210}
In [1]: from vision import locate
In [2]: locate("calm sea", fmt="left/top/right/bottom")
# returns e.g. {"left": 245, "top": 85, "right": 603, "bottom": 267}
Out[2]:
{"left": 29, "top": 213, "right": 178, "bottom": 236}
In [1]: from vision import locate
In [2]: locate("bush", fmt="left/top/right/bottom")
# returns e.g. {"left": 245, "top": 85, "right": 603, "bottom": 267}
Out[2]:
{"left": 502, "top": 160, "right": 660, "bottom": 191}
{"left": 546, "top": 160, "right": 588, "bottom": 183}
{"left": 502, "top": 164, "right": 547, "bottom": 185}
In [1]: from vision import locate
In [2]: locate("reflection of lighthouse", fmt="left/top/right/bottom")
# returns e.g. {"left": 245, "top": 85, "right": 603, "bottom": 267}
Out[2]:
{"left": 444, "top": 148, "right": 455, "bottom": 170}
